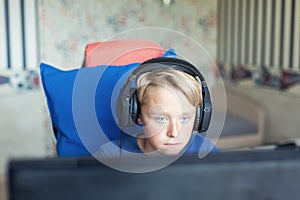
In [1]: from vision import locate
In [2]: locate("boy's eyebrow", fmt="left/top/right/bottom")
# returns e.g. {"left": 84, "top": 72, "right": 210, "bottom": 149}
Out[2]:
{"left": 182, "top": 111, "right": 195, "bottom": 114}
{"left": 148, "top": 111, "right": 167, "bottom": 116}
{"left": 181, "top": 110, "right": 196, "bottom": 116}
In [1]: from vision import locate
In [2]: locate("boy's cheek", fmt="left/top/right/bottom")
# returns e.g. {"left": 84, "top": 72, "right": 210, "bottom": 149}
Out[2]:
{"left": 143, "top": 123, "right": 166, "bottom": 137}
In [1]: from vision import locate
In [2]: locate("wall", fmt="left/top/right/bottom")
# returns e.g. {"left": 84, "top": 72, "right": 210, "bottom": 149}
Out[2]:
{"left": 217, "top": 0, "right": 300, "bottom": 70}
{"left": 0, "top": 0, "right": 39, "bottom": 71}
{"left": 38, "top": 0, "right": 218, "bottom": 68}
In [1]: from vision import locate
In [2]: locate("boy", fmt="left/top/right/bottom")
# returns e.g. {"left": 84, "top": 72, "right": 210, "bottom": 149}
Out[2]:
{"left": 99, "top": 58, "right": 218, "bottom": 156}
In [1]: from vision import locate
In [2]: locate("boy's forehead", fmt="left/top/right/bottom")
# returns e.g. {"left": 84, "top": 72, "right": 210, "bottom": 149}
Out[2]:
{"left": 141, "top": 86, "right": 196, "bottom": 112}
{"left": 144, "top": 84, "right": 178, "bottom": 95}
{"left": 142, "top": 85, "right": 180, "bottom": 101}
{"left": 149, "top": 105, "right": 196, "bottom": 114}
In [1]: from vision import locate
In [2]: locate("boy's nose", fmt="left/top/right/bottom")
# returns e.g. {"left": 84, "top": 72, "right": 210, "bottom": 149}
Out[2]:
{"left": 167, "top": 120, "right": 180, "bottom": 138}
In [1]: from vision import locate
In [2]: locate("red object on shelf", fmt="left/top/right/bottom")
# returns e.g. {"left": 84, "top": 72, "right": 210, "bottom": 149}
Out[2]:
{"left": 83, "top": 40, "right": 165, "bottom": 67}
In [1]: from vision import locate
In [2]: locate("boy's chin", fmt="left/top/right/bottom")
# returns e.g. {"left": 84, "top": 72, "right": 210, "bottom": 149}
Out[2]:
{"left": 157, "top": 148, "right": 183, "bottom": 156}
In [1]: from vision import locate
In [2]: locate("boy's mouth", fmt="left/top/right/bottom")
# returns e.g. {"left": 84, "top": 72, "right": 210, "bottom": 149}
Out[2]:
{"left": 164, "top": 143, "right": 181, "bottom": 148}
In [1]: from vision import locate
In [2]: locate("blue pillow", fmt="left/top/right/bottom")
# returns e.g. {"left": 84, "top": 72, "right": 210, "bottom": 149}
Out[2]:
{"left": 41, "top": 49, "right": 177, "bottom": 157}
{"left": 41, "top": 63, "right": 139, "bottom": 157}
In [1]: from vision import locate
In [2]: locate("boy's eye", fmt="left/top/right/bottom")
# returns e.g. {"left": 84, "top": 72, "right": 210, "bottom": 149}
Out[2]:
{"left": 150, "top": 115, "right": 168, "bottom": 123}
{"left": 155, "top": 116, "right": 168, "bottom": 123}
{"left": 180, "top": 116, "right": 191, "bottom": 123}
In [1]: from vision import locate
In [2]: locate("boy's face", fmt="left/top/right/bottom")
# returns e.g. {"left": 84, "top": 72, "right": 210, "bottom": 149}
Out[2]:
{"left": 137, "top": 85, "right": 196, "bottom": 155}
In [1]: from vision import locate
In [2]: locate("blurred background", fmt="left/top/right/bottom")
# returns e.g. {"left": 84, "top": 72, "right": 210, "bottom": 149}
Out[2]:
{"left": 0, "top": 0, "right": 299, "bottom": 199}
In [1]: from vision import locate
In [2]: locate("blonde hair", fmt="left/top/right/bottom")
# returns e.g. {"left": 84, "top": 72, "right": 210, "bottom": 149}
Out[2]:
{"left": 136, "top": 64, "right": 202, "bottom": 107}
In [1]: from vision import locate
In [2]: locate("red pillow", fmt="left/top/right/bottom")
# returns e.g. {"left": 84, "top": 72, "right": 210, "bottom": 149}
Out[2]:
{"left": 84, "top": 40, "right": 165, "bottom": 67}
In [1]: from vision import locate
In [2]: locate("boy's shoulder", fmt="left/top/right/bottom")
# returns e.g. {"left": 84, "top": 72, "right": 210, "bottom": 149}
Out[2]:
{"left": 186, "top": 134, "right": 219, "bottom": 153}
{"left": 119, "top": 134, "right": 143, "bottom": 153}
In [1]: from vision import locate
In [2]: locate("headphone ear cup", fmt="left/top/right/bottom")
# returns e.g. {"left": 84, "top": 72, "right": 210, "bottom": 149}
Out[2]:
{"left": 199, "top": 95, "right": 212, "bottom": 132}
{"left": 129, "top": 90, "right": 139, "bottom": 124}
{"left": 193, "top": 105, "right": 202, "bottom": 132}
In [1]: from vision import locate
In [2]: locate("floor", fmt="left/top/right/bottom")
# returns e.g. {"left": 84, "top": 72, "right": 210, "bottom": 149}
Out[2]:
{"left": 0, "top": 85, "right": 55, "bottom": 200}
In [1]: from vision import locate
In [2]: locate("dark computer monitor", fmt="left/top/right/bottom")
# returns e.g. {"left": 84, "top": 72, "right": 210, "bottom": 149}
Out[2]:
{"left": 8, "top": 150, "right": 300, "bottom": 200}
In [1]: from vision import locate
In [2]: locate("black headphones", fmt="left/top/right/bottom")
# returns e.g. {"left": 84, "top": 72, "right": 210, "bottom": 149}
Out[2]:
{"left": 116, "top": 57, "right": 212, "bottom": 134}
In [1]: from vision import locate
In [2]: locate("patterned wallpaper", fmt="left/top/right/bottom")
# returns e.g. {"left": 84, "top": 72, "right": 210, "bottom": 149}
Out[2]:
{"left": 38, "top": 0, "right": 217, "bottom": 69}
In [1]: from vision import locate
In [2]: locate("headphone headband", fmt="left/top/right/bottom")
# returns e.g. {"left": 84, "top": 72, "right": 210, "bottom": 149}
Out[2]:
{"left": 131, "top": 57, "right": 206, "bottom": 82}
